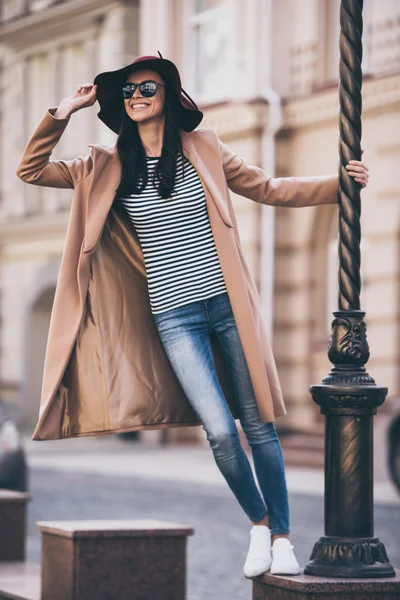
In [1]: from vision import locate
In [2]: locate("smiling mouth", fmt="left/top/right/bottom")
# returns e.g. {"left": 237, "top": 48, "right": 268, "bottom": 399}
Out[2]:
{"left": 130, "top": 103, "right": 150, "bottom": 110}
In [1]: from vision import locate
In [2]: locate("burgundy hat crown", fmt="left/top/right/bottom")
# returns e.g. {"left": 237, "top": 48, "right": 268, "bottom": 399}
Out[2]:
{"left": 93, "top": 51, "right": 203, "bottom": 134}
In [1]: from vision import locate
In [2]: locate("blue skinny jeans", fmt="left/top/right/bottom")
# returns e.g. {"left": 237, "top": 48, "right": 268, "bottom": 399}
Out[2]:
{"left": 153, "top": 291, "right": 290, "bottom": 535}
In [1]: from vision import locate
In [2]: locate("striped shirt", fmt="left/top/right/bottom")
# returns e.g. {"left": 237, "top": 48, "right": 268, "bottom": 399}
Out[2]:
{"left": 117, "top": 152, "right": 228, "bottom": 314}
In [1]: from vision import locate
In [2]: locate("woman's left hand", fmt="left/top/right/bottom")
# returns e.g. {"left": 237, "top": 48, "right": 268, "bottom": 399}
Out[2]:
{"left": 345, "top": 150, "right": 369, "bottom": 188}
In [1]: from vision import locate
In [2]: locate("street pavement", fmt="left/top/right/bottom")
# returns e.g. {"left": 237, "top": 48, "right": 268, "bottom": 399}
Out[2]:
{"left": 23, "top": 434, "right": 400, "bottom": 600}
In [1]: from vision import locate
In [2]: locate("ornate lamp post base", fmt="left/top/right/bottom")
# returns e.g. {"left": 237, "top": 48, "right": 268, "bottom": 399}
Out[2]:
{"left": 304, "top": 311, "right": 395, "bottom": 578}
{"left": 305, "top": 536, "right": 394, "bottom": 579}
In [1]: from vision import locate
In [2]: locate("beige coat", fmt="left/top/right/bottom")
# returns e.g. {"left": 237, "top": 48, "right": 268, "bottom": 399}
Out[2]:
{"left": 16, "top": 107, "right": 338, "bottom": 441}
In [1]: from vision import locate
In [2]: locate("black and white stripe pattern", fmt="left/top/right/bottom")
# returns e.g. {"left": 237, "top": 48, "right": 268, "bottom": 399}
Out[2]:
{"left": 117, "top": 153, "right": 228, "bottom": 314}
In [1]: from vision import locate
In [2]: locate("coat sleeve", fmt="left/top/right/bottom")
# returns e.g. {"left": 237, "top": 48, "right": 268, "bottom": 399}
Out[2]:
{"left": 218, "top": 139, "right": 339, "bottom": 207}
{"left": 16, "top": 107, "right": 93, "bottom": 188}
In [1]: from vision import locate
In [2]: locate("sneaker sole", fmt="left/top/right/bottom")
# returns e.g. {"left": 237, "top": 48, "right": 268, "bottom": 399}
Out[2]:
{"left": 244, "top": 569, "right": 271, "bottom": 579}
{"left": 270, "top": 569, "right": 301, "bottom": 576}
{"left": 243, "top": 562, "right": 272, "bottom": 578}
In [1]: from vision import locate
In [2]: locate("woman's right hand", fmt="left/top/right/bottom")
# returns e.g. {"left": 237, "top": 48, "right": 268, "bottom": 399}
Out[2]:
{"left": 53, "top": 83, "right": 97, "bottom": 119}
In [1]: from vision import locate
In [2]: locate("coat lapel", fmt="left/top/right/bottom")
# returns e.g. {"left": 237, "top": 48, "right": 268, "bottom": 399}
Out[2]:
{"left": 84, "top": 130, "right": 233, "bottom": 253}
{"left": 181, "top": 132, "right": 233, "bottom": 228}
{"left": 83, "top": 147, "right": 121, "bottom": 253}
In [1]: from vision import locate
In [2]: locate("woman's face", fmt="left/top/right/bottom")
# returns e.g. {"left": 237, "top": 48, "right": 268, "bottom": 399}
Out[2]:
{"left": 123, "top": 69, "right": 166, "bottom": 125}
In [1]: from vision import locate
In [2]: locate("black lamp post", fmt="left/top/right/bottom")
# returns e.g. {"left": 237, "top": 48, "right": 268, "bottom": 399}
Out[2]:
{"left": 304, "top": 0, "right": 395, "bottom": 578}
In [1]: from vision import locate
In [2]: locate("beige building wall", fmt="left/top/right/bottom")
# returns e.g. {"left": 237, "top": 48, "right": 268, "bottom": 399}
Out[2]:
{"left": 0, "top": 0, "right": 399, "bottom": 441}
{"left": 0, "top": 0, "right": 140, "bottom": 428}
{"left": 271, "top": 0, "right": 400, "bottom": 429}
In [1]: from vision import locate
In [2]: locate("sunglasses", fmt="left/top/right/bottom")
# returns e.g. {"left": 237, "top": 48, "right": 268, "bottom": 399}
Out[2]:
{"left": 122, "top": 80, "right": 165, "bottom": 99}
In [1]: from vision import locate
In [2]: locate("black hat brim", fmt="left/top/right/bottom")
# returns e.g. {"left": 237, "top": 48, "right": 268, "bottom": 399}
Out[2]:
{"left": 93, "top": 57, "right": 203, "bottom": 133}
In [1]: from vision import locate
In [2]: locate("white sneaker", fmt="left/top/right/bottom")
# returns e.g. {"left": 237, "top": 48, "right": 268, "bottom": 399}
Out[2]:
{"left": 243, "top": 525, "right": 272, "bottom": 578}
{"left": 270, "top": 538, "right": 301, "bottom": 575}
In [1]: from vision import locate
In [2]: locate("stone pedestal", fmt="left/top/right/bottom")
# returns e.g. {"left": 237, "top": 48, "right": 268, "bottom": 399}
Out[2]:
{"left": 37, "top": 519, "right": 194, "bottom": 600}
{"left": 253, "top": 570, "right": 400, "bottom": 600}
{"left": 0, "top": 489, "right": 30, "bottom": 561}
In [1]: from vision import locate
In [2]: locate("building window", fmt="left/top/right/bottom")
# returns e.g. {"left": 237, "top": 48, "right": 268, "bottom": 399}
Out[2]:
{"left": 367, "top": 1, "right": 400, "bottom": 76}
{"left": 187, "top": 0, "right": 235, "bottom": 102}
{"left": 1, "top": 0, "right": 27, "bottom": 22}
{"left": 25, "top": 53, "right": 52, "bottom": 215}
{"left": 322, "top": 0, "right": 400, "bottom": 82}
{"left": 1, "top": 1, "right": 65, "bottom": 23}
{"left": 26, "top": 53, "right": 51, "bottom": 139}
{"left": 59, "top": 42, "right": 86, "bottom": 158}
{"left": 28, "top": 0, "right": 59, "bottom": 13}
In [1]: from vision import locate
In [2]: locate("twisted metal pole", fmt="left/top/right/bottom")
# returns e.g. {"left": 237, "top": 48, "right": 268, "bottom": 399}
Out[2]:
{"left": 337, "top": 0, "right": 362, "bottom": 312}
{"left": 304, "top": 0, "right": 395, "bottom": 578}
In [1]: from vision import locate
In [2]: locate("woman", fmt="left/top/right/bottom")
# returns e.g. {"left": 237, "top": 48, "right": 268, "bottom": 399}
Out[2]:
{"left": 16, "top": 54, "right": 369, "bottom": 579}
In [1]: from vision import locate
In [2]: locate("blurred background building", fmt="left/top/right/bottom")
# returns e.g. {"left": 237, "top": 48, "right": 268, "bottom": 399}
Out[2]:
{"left": 0, "top": 0, "right": 399, "bottom": 451}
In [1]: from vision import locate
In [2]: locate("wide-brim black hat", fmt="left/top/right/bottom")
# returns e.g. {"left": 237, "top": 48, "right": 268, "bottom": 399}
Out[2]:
{"left": 93, "top": 52, "right": 203, "bottom": 134}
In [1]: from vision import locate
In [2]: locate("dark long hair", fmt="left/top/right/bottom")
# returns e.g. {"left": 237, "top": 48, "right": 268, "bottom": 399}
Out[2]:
{"left": 115, "top": 82, "right": 185, "bottom": 200}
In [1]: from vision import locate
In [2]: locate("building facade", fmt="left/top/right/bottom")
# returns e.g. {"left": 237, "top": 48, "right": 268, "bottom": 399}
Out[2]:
{"left": 0, "top": 0, "right": 399, "bottom": 442}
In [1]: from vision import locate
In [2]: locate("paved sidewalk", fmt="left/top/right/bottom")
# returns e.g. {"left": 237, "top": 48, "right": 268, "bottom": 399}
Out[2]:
{"left": 25, "top": 465, "right": 400, "bottom": 600}
{"left": 22, "top": 432, "right": 400, "bottom": 600}
{"left": 22, "top": 433, "right": 400, "bottom": 505}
